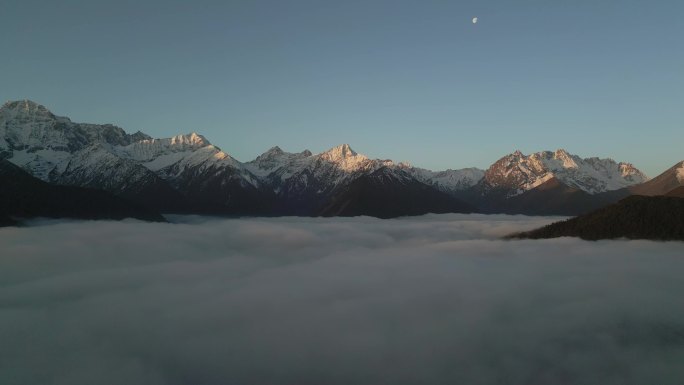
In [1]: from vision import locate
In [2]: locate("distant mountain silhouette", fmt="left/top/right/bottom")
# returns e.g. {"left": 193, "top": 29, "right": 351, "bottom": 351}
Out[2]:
{"left": 509, "top": 195, "right": 684, "bottom": 241}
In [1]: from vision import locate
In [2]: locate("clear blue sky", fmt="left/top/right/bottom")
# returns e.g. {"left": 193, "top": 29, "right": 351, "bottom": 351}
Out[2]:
{"left": 2, "top": 0, "right": 682, "bottom": 176}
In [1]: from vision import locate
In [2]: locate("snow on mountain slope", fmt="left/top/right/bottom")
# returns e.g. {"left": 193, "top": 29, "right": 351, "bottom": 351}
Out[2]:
{"left": 0, "top": 100, "right": 149, "bottom": 180}
{"left": 481, "top": 149, "right": 648, "bottom": 197}
{"left": 246, "top": 144, "right": 378, "bottom": 190}
{"left": 7, "top": 148, "right": 72, "bottom": 181}
{"left": 677, "top": 162, "right": 684, "bottom": 183}
{"left": 0, "top": 100, "right": 484, "bottom": 201}
{"left": 245, "top": 144, "right": 481, "bottom": 196}
{"left": 115, "top": 133, "right": 210, "bottom": 163}
{"left": 0, "top": 100, "right": 148, "bottom": 152}
{"left": 0, "top": 99, "right": 259, "bottom": 201}
{"left": 317, "top": 144, "right": 380, "bottom": 172}
{"left": 114, "top": 132, "right": 243, "bottom": 173}
{"left": 243, "top": 144, "right": 426, "bottom": 204}
{"left": 243, "top": 146, "right": 313, "bottom": 178}
{"left": 402, "top": 165, "right": 485, "bottom": 193}
{"left": 55, "top": 144, "right": 165, "bottom": 193}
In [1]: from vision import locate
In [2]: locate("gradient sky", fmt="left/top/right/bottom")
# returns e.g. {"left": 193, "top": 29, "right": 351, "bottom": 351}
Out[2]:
{"left": 2, "top": 0, "right": 682, "bottom": 176}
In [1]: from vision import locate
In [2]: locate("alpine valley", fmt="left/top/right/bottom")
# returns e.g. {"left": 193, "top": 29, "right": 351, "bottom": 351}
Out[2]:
{"left": 2, "top": 100, "right": 682, "bottom": 222}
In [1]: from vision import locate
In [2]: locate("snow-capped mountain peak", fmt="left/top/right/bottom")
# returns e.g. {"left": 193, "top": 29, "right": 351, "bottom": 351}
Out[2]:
{"left": 404, "top": 166, "right": 486, "bottom": 193}
{"left": 115, "top": 133, "right": 212, "bottom": 162}
{"left": 171, "top": 132, "right": 210, "bottom": 147}
{"left": 264, "top": 145, "right": 284, "bottom": 156}
{"left": 677, "top": 161, "right": 684, "bottom": 183}
{"left": 113, "top": 131, "right": 244, "bottom": 174}
{"left": 246, "top": 146, "right": 314, "bottom": 174}
{"left": 1, "top": 100, "right": 56, "bottom": 119}
{"left": 318, "top": 144, "right": 371, "bottom": 172}
{"left": 320, "top": 144, "right": 360, "bottom": 161}
{"left": 551, "top": 148, "right": 579, "bottom": 168}
{"left": 618, "top": 162, "right": 647, "bottom": 183}
{"left": 482, "top": 149, "right": 648, "bottom": 196}
{"left": 0, "top": 100, "right": 153, "bottom": 180}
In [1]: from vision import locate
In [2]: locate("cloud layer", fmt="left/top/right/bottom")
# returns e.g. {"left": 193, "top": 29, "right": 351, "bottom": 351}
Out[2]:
{"left": 1, "top": 214, "right": 684, "bottom": 385}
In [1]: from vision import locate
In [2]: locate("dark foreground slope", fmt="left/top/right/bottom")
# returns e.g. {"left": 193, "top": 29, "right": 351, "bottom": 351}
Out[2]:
{"left": 510, "top": 195, "right": 684, "bottom": 241}
{"left": 0, "top": 160, "right": 165, "bottom": 225}
{"left": 319, "top": 167, "right": 475, "bottom": 218}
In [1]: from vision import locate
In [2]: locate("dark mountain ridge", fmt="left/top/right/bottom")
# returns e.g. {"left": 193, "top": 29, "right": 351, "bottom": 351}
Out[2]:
{"left": 319, "top": 167, "right": 475, "bottom": 218}
{"left": 0, "top": 160, "right": 165, "bottom": 225}
{"left": 509, "top": 195, "right": 684, "bottom": 241}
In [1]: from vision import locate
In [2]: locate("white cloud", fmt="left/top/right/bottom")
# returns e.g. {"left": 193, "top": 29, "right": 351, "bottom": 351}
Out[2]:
{"left": 1, "top": 214, "right": 684, "bottom": 385}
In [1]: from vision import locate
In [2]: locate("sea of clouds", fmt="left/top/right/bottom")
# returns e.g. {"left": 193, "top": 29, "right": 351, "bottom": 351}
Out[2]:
{"left": 1, "top": 214, "right": 684, "bottom": 385}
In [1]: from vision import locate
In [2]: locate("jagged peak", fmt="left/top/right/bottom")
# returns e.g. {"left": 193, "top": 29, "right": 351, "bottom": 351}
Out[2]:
{"left": 485, "top": 148, "right": 649, "bottom": 195}
{"left": 675, "top": 161, "right": 684, "bottom": 183}
{"left": 254, "top": 146, "right": 311, "bottom": 161}
{"left": 130, "top": 131, "right": 152, "bottom": 141}
{"left": 266, "top": 146, "right": 283, "bottom": 154}
{"left": 491, "top": 150, "right": 525, "bottom": 166}
{"left": 1, "top": 99, "right": 55, "bottom": 118}
{"left": 247, "top": 146, "right": 313, "bottom": 171}
{"left": 170, "top": 132, "right": 210, "bottom": 146}
{"left": 2, "top": 99, "right": 42, "bottom": 110}
{"left": 554, "top": 148, "right": 570, "bottom": 157}
{"left": 507, "top": 149, "right": 579, "bottom": 162}
{"left": 130, "top": 132, "right": 212, "bottom": 151}
{"left": 321, "top": 144, "right": 360, "bottom": 160}
{"left": 548, "top": 148, "right": 578, "bottom": 168}
{"left": 252, "top": 146, "right": 285, "bottom": 163}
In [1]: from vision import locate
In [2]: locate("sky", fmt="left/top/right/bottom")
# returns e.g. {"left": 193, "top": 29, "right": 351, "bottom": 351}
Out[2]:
{"left": 2, "top": 215, "right": 684, "bottom": 384}
{"left": 2, "top": 0, "right": 682, "bottom": 176}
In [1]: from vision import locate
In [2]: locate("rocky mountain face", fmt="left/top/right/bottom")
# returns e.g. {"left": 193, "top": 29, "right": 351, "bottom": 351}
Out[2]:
{"left": 2, "top": 100, "right": 670, "bottom": 218}
{"left": 0, "top": 100, "right": 186, "bottom": 211}
{"left": 455, "top": 149, "right": 650, "bottom": 215}
{"left": 476, "top": 149, "right": 647, "bottom": 197}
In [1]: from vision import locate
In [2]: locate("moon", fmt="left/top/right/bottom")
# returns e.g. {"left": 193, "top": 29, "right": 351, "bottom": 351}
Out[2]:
{"left": 472, "top": 17, "right": 478, "bottom": 24}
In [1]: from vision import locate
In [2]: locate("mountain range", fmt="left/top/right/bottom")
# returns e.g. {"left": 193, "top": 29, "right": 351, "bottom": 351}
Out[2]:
{"left": 1, "top": 100, "right": 682, "bottom": 221}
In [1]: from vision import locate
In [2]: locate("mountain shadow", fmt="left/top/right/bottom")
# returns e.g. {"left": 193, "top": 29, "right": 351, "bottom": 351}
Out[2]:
{"left": 0, "top": 160, "right": 165, "bottom": 225}
{"left": 319, "top": 167, "right": 476, "bottom": 219}
{"left": 458, "top": 177, "right": 630, "bottom": 216}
